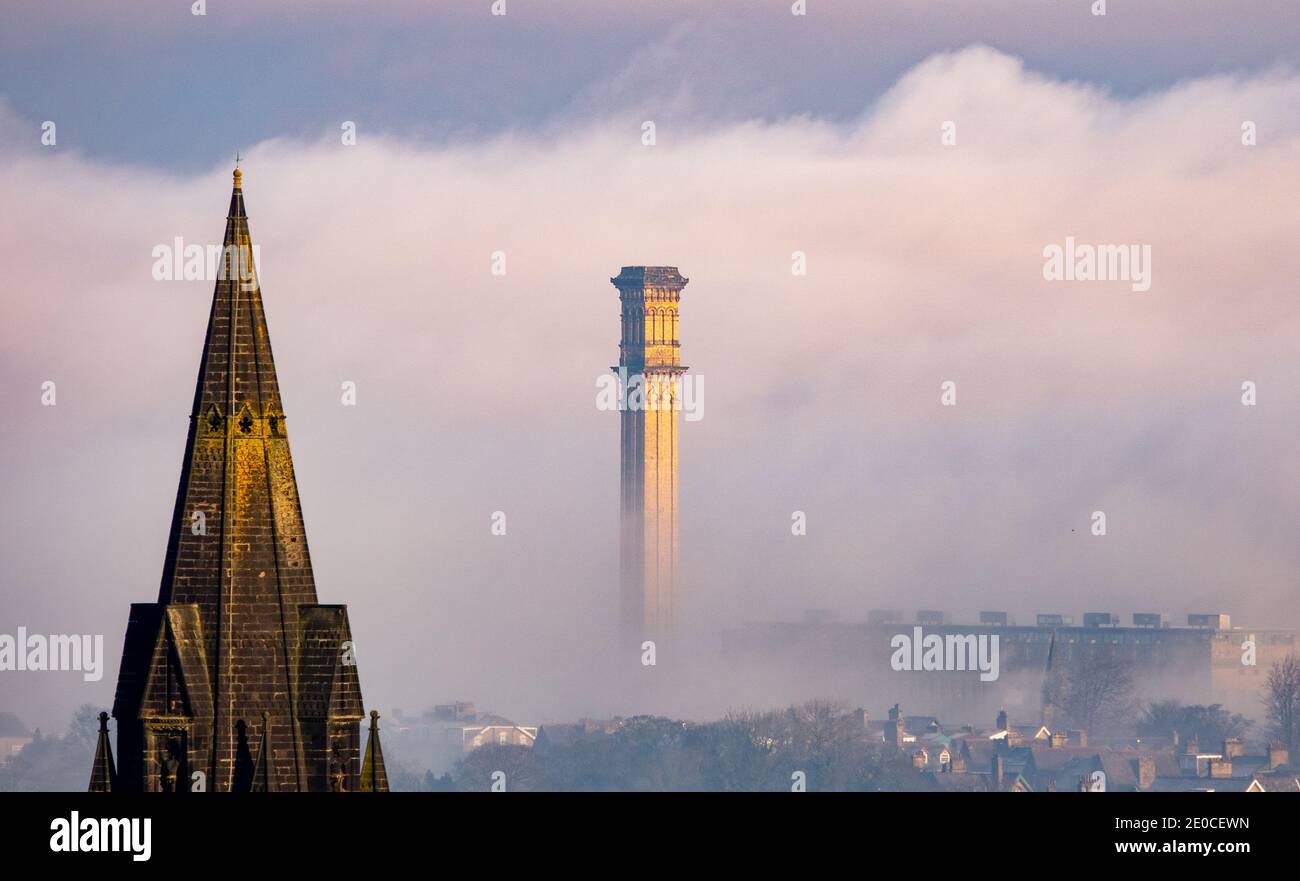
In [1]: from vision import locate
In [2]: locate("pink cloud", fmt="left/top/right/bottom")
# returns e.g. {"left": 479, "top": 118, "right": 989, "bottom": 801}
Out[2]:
{"left": 2, "top": 47, "right": 1298, "bottom": 728}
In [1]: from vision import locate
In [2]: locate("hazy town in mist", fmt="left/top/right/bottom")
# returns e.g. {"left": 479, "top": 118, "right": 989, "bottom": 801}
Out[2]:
{"left": 2, "top": 1, "right": 1299, "bottom": 793}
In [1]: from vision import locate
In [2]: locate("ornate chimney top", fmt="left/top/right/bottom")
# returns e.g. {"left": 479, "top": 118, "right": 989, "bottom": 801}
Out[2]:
{"left": 610, "top": 265, "right": 688, "bottom": 288}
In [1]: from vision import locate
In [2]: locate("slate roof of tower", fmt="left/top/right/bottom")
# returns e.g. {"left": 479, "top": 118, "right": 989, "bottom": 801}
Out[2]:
{"left": 104, "top": 169, "right": 379, "bottom": 792}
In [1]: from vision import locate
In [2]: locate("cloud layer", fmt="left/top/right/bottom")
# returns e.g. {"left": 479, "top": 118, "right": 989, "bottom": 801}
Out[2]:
{"left": 2, "top": 46, "right": 1299, "bottom": 729}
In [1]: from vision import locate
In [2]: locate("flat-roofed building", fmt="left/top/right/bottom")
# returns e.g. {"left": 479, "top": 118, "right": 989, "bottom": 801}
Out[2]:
{"left": 722, "top": 612, "right": 1296, "bottom": 725}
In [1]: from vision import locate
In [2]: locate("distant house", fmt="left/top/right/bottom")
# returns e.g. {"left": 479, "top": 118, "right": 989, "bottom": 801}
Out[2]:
{"left": 0, "top": 712, "right": 33, "bottom": 765}
{"left": 1146, "top": 740, "right": 1297, "bottom": 792}
{"left": 1247, "top": 774, "right": 1300, "bottom": 792}
{"left": 911, "top": 744, "right": 953, "bottom": 770}
{"left": 883, "top": 701, "right": 1300, "bottom": 794}
{"left": 1024, "top": 747, "right": 1147, "bottom": 792}
{"left": 388, "top": 703, "right": 539, "bottom": 773}
{"left": 463, "top": 724, "right": 537, "bottom": 750}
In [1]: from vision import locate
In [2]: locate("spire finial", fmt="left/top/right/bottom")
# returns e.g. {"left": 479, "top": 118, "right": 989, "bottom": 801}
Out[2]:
{"left": 233, "top": 152, "right": 243, "bottom": 190}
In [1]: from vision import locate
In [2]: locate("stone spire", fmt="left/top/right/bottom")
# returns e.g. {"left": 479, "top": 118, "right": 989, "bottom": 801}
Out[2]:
{"left": 88, "top": 712, "right": 116, "bottom": 792}
{"left": 359, "top": 710, "right": 390, "bottom": 792}
{"left": 104, "top": 169, "right": 372, "bottom": 792}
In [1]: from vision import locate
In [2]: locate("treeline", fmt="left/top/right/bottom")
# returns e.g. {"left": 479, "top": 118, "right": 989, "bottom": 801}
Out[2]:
{"left": 401, "top": 701, "right": 921, "bottom": 792}
{"left": 0, "top": 704, "right": 100, "bottom": 792}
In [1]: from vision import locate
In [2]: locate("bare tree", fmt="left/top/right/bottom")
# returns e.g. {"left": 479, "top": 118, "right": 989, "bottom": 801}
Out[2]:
{"left": 452, "top": 743, "right": 541, "bottom": 792}
{"left": 1042, "top": 647, "right": 1136, "bottom": 735}
{"left": 1263, "top": 653, "right": 1300, "bottom": 756}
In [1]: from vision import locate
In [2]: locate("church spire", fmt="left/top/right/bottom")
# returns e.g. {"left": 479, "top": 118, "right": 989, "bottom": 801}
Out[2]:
{"left": 104, "top": 170, "right": 373, "bottom": 792}
{"left": 88, "top": 712, "right": 116, "bottom": 792}
{"left": 360, "top": 710, "right": 390, "bottom": 792}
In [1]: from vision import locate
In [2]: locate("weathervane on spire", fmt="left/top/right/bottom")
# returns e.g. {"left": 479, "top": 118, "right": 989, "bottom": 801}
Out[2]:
{"left": 233, "top": 151, "right": 243, "bottom": 188}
